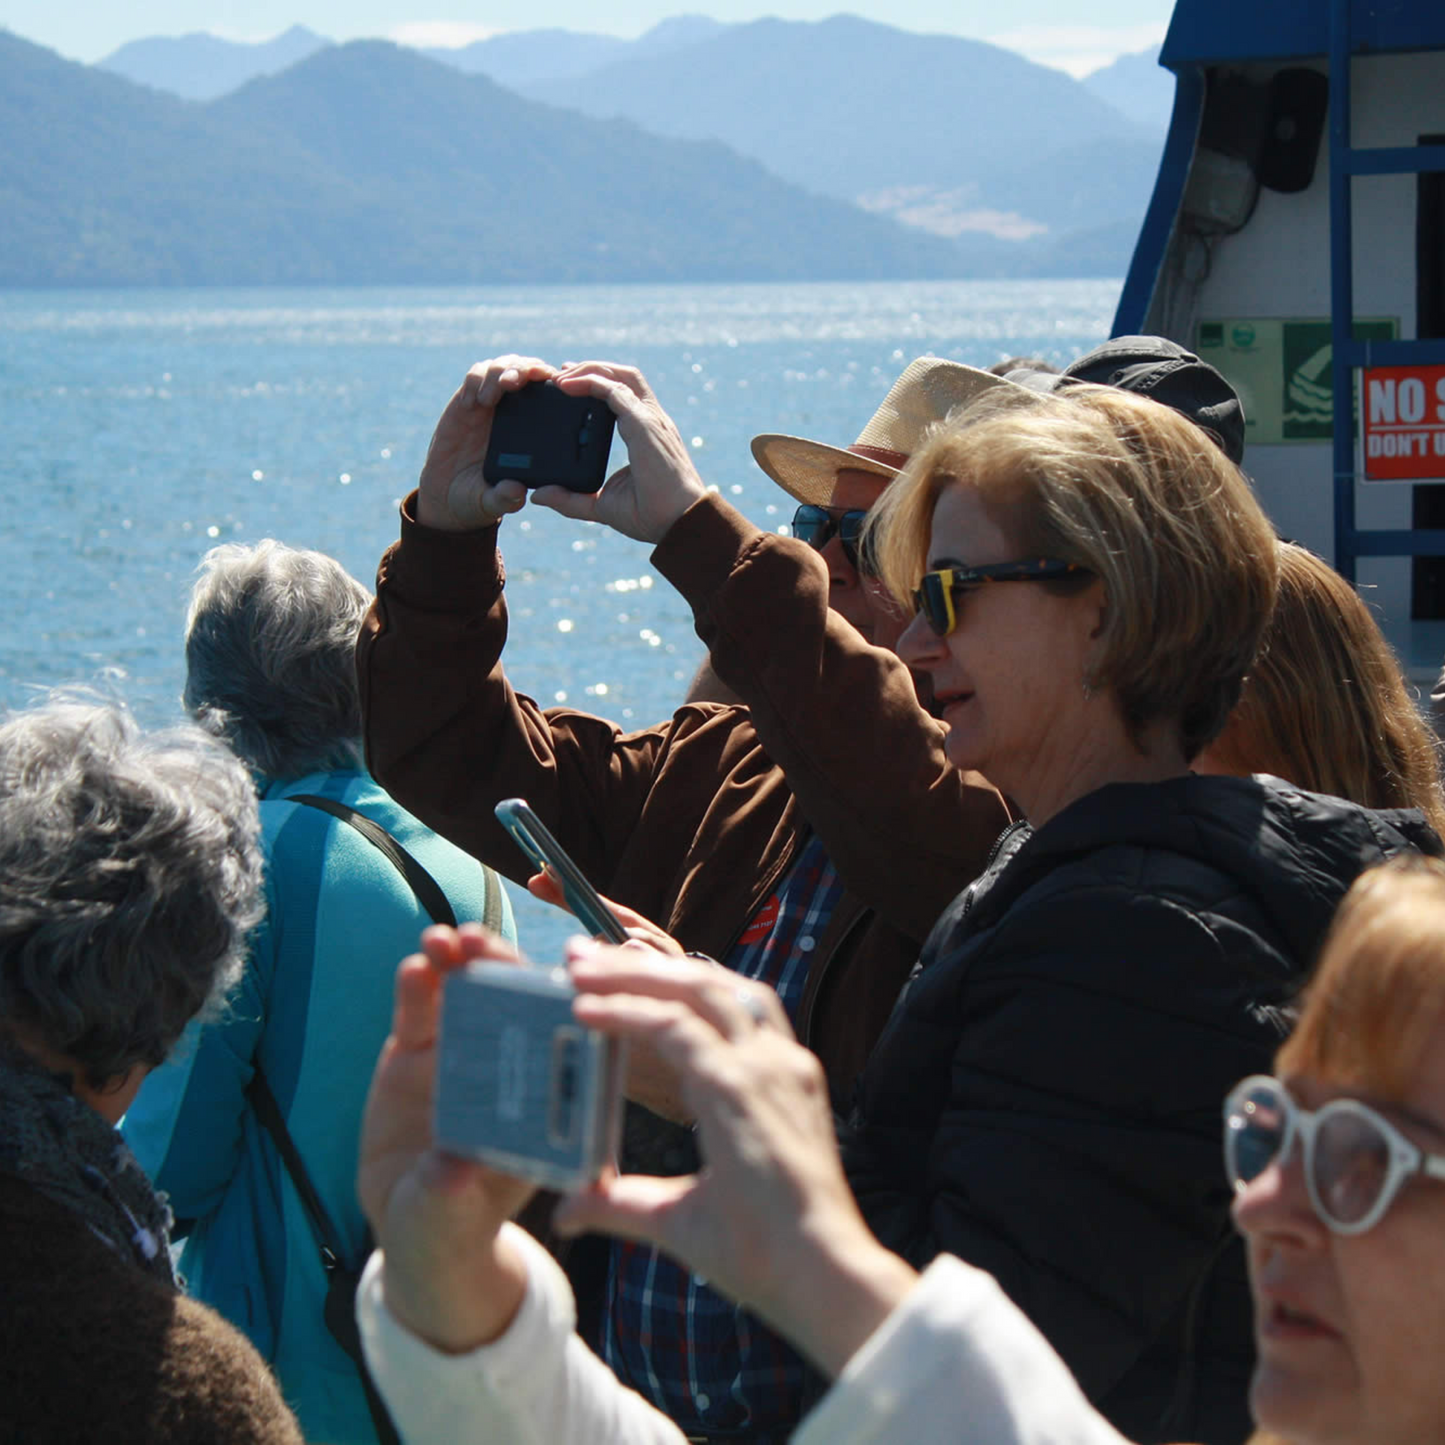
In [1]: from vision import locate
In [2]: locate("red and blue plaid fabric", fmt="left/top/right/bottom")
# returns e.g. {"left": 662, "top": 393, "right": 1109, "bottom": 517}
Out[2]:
{"left": 600, "top": 833, "right": 843, "bottom": 1439}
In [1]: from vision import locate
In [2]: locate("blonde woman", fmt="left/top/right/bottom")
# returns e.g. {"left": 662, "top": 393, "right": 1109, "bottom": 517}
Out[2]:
{"left": 819, "top": 383, "right": 1441, "bottom": 1441}
{"left": 1196, "top": 540, "right": 1445, "bottom": 836}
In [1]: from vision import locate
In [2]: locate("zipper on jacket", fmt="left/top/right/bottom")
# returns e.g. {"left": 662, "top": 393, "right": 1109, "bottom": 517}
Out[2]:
{"left": 960, "top": 819, "right": 1030, "bottom": 920}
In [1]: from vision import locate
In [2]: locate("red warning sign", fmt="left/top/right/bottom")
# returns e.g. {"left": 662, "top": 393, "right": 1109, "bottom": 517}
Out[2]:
{"left": 1363, "top": 365, "right": 1445, "bottom": 481}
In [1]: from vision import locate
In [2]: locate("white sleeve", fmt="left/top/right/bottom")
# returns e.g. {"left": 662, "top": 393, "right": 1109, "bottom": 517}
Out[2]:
{"left": 356, "top": 1222, "right": 686, "bottom": 1445}
{"left": 794, "top": 1255, "right": 1133, "bottom": 1445}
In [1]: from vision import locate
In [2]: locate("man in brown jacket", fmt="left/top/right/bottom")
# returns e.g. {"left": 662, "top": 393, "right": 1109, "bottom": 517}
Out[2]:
{"left": 358, "top": 353, "right": 1010, "bottom": 1101}
{"left": 356, "top": 354, "right": 1010, "bottom": 1440}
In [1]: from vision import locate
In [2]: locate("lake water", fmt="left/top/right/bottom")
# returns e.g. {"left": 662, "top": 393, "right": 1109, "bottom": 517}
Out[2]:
{"left": 0, "top": 278, "right": 1121, "bottom": 955}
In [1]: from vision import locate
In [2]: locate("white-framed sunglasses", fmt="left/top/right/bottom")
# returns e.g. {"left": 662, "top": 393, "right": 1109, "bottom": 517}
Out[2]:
{"left": 1224, "top": 1074, "right": 1445, "bottom": 1235}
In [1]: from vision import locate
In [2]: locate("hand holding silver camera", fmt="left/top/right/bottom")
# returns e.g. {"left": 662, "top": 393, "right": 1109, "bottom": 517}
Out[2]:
{"left": 433, "top": 960, "right": 626, "bottom": 1191}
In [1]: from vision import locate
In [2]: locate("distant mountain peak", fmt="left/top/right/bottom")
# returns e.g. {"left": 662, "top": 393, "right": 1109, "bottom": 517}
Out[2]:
{"left": 97, "top": 25, "right": 333, "bottom": 101}
{"left": 633, "top": 15, "right": 727, "bottom": 52}
{"left": 1081, "top": 44, "right": 1172, "bottom": 128}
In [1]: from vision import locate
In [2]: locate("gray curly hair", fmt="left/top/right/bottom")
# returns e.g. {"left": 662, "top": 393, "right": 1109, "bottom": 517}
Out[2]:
{"left": 0, "top": 697, "right": 265, "bottom": 1088}
{"left": 183, "top": 540, "right": 372, "bottom": 781}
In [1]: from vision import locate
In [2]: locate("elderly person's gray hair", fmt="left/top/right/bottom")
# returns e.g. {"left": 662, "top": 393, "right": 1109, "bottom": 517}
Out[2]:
{"left": 183, "top": 540, "right": 372, "bottom": 780}
{"left": 0, "top": 696, "right": 264, "bottom": 1089}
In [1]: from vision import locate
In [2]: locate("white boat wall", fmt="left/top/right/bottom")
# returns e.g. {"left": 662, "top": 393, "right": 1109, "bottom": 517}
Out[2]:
{"left": 1115, "top": 0, "right": 1445, "bottom": 683}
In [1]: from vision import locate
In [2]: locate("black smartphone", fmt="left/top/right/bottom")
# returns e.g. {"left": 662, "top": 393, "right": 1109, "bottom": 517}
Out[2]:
{"left": 482, "top": 381, "right": 616, "bottom": 493}
{"left": 494, "top": 798, "right": 630, "bottom": 944}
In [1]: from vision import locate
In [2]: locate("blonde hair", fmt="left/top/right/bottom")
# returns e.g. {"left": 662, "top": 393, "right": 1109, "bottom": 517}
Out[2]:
{"left": 1205, "top": 542, "right": 1445, "bottom": 835}
{"left": 1279, "top": 854, "right": 1445, "bottom": 1098}
{"left": 866, "top": 384, "right": 1280, "bottom": 759}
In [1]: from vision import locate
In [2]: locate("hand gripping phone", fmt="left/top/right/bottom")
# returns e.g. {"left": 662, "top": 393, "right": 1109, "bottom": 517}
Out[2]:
{"left": 493, "top": 798, "right": 630, "bottom": 944}
{"left": 482, "top": 380, "right": 616, "bottom": 493}
{"left": 433, "top": 799, "right": 629, "bottom": 1186}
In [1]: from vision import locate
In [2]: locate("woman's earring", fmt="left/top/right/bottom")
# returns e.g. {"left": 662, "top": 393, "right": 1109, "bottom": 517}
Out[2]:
{"left": 1082, "top": 675, "right": 1095, "bottom": 702}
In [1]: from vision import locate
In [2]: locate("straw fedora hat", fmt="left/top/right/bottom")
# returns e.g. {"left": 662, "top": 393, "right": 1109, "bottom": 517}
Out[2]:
{"left": 750, "top": 357, "right": 1016, "bottom": 507}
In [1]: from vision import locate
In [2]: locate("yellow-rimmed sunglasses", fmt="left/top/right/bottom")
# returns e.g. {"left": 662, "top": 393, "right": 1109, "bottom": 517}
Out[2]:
{"left": 912, "top": 560, "right": 1091, "bottom": 636}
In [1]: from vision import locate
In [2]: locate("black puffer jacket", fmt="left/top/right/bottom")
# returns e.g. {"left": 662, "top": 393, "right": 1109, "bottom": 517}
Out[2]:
{"left": 842, "top": 773, "right": 1440, "bottom": 1445}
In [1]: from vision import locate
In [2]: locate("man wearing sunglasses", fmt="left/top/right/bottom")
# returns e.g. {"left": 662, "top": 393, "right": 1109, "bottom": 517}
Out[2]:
{"left": 357, "top": 354, "right": 1015, "bottom": 1441}
{"left": 680, "top": 358, "right": 991, "bottom": 707}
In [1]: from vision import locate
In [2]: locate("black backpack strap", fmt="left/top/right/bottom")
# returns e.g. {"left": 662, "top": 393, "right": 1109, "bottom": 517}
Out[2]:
{"left": 245, "top": 1067, "right": 400, "bottom": 1445}
{"left": 290, "top": 793, "right": 458, "bottom": 927}
{"left": 244, "top": 1065, "right": 345, "bottom": 1265}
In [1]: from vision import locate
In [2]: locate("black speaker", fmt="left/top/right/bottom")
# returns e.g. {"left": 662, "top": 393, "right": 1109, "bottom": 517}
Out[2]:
{"left": 1256, "top": 68, "right": 1329, "bottom": 194}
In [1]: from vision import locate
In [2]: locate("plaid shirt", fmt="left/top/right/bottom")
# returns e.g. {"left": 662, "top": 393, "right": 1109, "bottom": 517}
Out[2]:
{"left": 600, "top": 833, "right": 844, "bottom": 1440}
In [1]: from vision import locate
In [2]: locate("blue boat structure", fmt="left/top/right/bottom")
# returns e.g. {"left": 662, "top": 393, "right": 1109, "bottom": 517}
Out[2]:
{"left": 1116, "top": 0, "right": 1445, "bottom": 682}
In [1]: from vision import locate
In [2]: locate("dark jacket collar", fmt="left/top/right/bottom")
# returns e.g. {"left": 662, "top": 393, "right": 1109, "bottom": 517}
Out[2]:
{"left": 962, "top": 773, "right": 1443, "bottom": 963}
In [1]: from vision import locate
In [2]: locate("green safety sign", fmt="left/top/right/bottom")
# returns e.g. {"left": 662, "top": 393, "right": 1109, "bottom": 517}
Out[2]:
{"left": 1196, "top": 317, "right": 1398, "bottom": 444}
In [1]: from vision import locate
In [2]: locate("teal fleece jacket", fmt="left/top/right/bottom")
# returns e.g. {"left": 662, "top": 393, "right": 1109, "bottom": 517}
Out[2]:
{"left": 124, "top": 769, "right": 514, "bottom": 1445}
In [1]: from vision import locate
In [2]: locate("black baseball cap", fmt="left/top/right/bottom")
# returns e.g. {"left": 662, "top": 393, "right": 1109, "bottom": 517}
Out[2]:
{"left": 1007, "top": 335, "right": 1247, "bottom": 464}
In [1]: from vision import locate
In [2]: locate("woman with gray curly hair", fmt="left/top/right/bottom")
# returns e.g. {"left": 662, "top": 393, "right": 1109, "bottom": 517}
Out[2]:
{"left": 125, "top": 539, "right": 512, "bottom": 1445}
{"left": 0, "top": 696, "right": 301, "bottom": 1444}
{"left": 181, "top": 538, "right": 373, "bottom": 780}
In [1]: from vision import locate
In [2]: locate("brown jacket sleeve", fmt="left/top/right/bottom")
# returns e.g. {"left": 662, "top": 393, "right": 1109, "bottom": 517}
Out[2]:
{"left": 654, "top": 494, "right": 1008, "bottom": 942}
{"left": 357, "top": 495, "right": 684, "bottom": 892}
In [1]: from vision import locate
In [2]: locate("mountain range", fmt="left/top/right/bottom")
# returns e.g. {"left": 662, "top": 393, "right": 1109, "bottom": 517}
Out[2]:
{"left": 1, "top": 15, "right": 1174, "bottom": 286}
{"left": 0, "top": 29, "right": 973, "bottom": 285}
{"left": 516, "top": 16, "right": 1162, "bottom": 244}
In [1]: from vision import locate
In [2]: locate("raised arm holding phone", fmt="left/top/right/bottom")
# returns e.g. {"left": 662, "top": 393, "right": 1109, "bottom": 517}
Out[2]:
{"left": 358, "top": 356, "right": 999, "bottom": 1098}
{"left": 357, "top": 354, "right": 1009, "bottom": 1437}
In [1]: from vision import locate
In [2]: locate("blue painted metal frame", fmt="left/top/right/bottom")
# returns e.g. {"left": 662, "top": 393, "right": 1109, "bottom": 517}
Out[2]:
{"left": 1162, "top": 0, "right": 1445, "bottom": 67}
{"left": 1127, "top": 0, "right": 1445, "bottom": 580}
{"left": 1345, "top": 145, "right": 1445, "bottom": 176}
{"left": 1118, "top": 1, "right": 1445, "bottom": 340}
{"left": 1112, "top": 65, "right": 1203, "bottom": 336}
{"left": 1338, "top": 339, "right": 1445, "bottom": 367}
{"left": 1330, "top": 0, "right": 1358, "bottom": 581}
{"left": 1327, "top": 0, "right": 1445, "bottom": 582}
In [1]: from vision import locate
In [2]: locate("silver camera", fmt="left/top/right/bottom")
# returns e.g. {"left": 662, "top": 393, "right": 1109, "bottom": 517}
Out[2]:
{"left": 433, "top": 962, "right": 625, "bottom": 1190}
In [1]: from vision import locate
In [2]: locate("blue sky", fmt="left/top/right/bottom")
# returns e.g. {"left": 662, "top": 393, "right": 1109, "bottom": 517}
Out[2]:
{"left": 2, "top": 1, "right": 1175, "bottom": 75}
